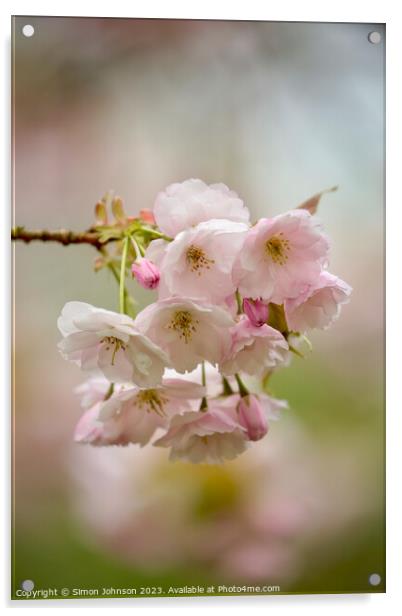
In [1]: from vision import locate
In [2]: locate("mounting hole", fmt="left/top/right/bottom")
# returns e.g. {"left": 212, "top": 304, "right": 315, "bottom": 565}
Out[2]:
{"left": 22, "top": 24, "right": 35, "bottom": 38}
{"left": 21, "top": 579, "right": 34, "bottom": 591}
{"left": 368, "top": 31, "right": 381, "bottom": 45}
{"left": 369, "top": 573, "right": 381, "bottom": 586}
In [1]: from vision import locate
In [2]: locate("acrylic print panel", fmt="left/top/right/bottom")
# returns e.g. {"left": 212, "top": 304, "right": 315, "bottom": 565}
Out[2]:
{"left": 11, "top": 17, "right": 385, "bottom": 599}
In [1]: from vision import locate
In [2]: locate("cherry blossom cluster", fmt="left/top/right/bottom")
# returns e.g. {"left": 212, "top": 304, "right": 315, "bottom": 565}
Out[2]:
{"left": 58, "top": 179, "right": 351, "bottom": 463}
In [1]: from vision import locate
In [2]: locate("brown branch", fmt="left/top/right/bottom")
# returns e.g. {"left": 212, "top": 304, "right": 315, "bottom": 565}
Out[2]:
{"left": 11, "top": 227, "right": 112, "bottom": 249}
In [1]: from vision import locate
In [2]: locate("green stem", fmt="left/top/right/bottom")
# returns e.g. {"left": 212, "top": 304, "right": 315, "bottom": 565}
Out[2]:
{"left": 289, "top": 344, "right": 305, "bottom": 359}
{"left": 106, "top": 260, "right": 120, "bottom": 284}
{"left": 130, "top": 235, "right": 142, "bottom": 260}
{"left": 137, "top": 240, "right": 146, "bottom": 257}
{"left": 141, "top": 228, "right": 172, "bottom": 242}
{"left": 301, "top": 333, "right": 313, "bottom": 352}
{"left": 221, "top": 376, "right": 234, "bottom": 396}
{"left": 201, "top": 361, "right": 206, "bottom": 387}
{"left": 119, "top": 236, "right": 130, "bottom": 314}
{"left": 261, "top": 370, "right": 273, "bottom": 393}
{"left": 234, "top": 373, "right": 249, "bottom": 397}
{"left": 235, "top": 289, "right": 243, "bottom": 315}
{"left": 106, "top": 260, "right": 135, "bottom": 316}
{"left": 199, "top": 362, "right": 208, "bottom": 411}
{"left": 103, "top": 382, "right": 115, "bottom": 401}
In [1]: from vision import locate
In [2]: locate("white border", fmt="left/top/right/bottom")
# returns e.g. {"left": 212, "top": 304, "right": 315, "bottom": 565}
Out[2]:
{"left": 1, "top": 1, "right": 401, "bottom": 613}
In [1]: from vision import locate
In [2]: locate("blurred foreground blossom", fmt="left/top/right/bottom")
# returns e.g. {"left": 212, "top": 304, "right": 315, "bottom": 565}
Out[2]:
{"left": 68, "top": 417, "right": 375, "bottom": 584}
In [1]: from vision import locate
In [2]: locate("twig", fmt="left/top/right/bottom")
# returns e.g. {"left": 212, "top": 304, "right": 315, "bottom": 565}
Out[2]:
{"left": 11, "top": 227, "right": 112, "bottom": 249}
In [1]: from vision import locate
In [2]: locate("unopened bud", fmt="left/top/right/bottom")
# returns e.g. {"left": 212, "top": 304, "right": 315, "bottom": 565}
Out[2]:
{"left": 131, "top": 258, "right": 160, "bottom": 290}
{"left": 238, "top": 394, "right": 268, "bottom": 441}
{"left": 243, "top": 298, "right": 269, "bottom": 327}
{"left": 94, "top": 201, "right": 108, "bottom": 225}
{"left": 139, "top": 209, "right": 156, "bottom": 225}
{"left": 111, "top": 197, "right": 126, "bottom": 223}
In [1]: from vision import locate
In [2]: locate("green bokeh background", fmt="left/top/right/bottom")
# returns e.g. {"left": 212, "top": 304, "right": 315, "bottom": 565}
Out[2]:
{"left": 12, "top": 17, "right": 385, "bottom": 598}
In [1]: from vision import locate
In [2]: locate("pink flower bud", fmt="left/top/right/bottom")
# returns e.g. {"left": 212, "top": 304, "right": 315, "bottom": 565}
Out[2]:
{"left": 139, "top": 208, "right": 156, "bottom": 225}
{"left": 237, "top": 395, "right": 268, "bottom": 441}
{"left": 131, "top": 258, "right": 160, "bottom": 290}
{"left": 243, "top": 298, "right": 269, "bottom": 327}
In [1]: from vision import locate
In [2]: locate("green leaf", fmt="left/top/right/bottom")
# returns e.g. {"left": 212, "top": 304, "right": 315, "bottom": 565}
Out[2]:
{"left": 95, "top": 227, "right": 123, "bottom": 243}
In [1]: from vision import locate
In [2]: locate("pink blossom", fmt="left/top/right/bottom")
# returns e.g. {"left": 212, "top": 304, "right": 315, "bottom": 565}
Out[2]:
{"left": 131, "top": 258, "right": 160, "bottom": 290}
{"left": 74, "top": 376, "right": 110, "bottom": 409}
{"left": 157, "top": 219, "right": 248, "bottom": 303}
{"left": 220, "top": 316, "right": 288, "bottom": 376}
{"left": 238, "top": 394, "right": 287, "bottom": 441}
{"left": 74, "top": 403, "right": 105, "bottom": 444}
{"left": 284, "top": 271, "right": 352, "bottom": 331}
{"left": 74, "top": 377, "right": 206, "bottom": 447}
{"left": 153, "top": 179, "right": 250, "bottom": 237}
{"left": 223, "top": 293, "right": 239, "bottom": 318}
{"left": 154, "top": 396, "right": 247, "bottom": 463}
{"left": 134, "top": 297, "right": 235, "bottom": 373}
{"left": 243, "top": 298, "right": 269, "bottom": 327}
{"left": 233, "top": 210, "right": 329, "bottom": 304}
{"left": 57, "top": 302, "right": 168, "bottom": 386}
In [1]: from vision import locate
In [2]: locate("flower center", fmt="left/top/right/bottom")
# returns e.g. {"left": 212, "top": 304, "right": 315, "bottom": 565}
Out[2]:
{"left": 265, "top": 233, "right": 290, "bottom": 265}
{"left": 100, "top": 336, "right": 126, "bottom": 365}
{"left": 168, "top": 310, "right": 199, "bottom": 343}
{"left": 186, "top": 244, "right": 215, "bottom": 274}
{"left": 135, "top": 389, "right": 168, "bottom": 416}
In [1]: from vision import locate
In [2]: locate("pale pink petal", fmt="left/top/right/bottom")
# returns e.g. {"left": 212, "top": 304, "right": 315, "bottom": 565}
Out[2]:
{"left": 153, "top": 179, "right": 250, "bottom": 237}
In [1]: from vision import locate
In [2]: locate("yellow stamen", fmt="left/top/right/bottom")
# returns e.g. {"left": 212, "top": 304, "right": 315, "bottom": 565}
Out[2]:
{"left": 186, "top": 244, "right": 215, "bottom": 275}
{"left": 168, "top": 310, "right": 199, "bottom": 343}
{"left": 100, "top": 336, "right": 126, "bottom": 365}
{"left": 265, "top": 233, "right": 290, "bottom": 266}
{"left": 135, "top": 389, "right": 168, "bottom": 416}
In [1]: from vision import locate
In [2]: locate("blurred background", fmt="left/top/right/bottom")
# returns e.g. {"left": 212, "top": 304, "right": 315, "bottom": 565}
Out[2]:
{"left": 12, "top": 17, "right": 385, "bottom": 596}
